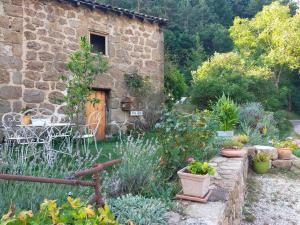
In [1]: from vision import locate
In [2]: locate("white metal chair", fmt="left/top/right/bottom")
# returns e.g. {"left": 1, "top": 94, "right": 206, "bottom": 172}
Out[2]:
{"left": 73, "top": 111, "right": 101, "bottom": 151}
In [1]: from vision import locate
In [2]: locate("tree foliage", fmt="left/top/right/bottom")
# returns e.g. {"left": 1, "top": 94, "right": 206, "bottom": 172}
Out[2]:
{"left": 192, "top": 2, "right": 300, "bottom": 112}
{"left": 96, "top": 0, "right": 288, "bottom": 79}
{"left": 191, "top": 52, "right": 279, "bottom": 109}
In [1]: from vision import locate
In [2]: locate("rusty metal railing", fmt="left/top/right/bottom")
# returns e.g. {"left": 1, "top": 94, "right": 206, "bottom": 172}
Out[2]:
{"left": 0, "top": 159, "right": 122, "bottom": 208}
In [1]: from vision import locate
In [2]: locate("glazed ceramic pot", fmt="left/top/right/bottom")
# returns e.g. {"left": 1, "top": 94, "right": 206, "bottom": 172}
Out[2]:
{"left": 177, "top": 167, "right": 210, "bottom": 197}
{"left": 221, "top": 148, "right": 244, "bottom": 158}
{"left": 277, "top": 147, "right": 292, "bottom": 160}
{"left": 253, "top": 161, "right": 270, "bottom": 174}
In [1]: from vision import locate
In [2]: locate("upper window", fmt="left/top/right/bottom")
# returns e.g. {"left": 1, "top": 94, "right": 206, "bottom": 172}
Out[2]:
{"left": 90, "top": 33, "right": 107, "bottom": 55}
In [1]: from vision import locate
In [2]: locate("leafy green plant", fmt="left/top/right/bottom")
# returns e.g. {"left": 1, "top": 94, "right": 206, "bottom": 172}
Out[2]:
{"left": 221, "top": 139, "right": 244, "bottom": 149}
{"left": 103, "top": 135, "right": 160, "bottom": 197}
{"left": 1, "top": 198, "right": 119, "bottom": 225}
{"left": 155, "top": 109, "right": 218, "bottom": 178}
{"left": 124, "top": 73, "right": 151, "bottom": 95}
{"left": 60, "top": 36, "right": 108, "bottom": 122}
{"left": 187, "top": 160, "right": 215, "bottom": 176}
{"left": 234, "top": 134, "right": 249, "bottom": 144}
{"left": 253, "top": 152, "right": 269, "bottom": 163}
{"left": 239, "top": 103, "right": 279, "bottom": 145}
{"left": 109, "top": 194, "right": 167, "bottom": 225}
{"left": 213, "top": 94, "right": 238, "bottom": 131}
{"left": 274, "top": 140, "right": 299, "bottom": 150}
{"left": 293, "top": 149, "right": 300, "bottom": 158}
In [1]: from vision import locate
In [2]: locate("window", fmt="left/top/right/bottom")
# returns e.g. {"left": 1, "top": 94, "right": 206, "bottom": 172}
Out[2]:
{"left": 90, "top": 33, "right": 107, "bottom": 55}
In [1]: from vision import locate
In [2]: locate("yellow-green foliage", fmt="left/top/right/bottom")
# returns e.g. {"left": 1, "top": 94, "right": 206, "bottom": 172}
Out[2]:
{"left": 234, "top": 134, "right": 249, "bottom": 144}
{"left": 187, "top": 160, "right": 215, "bottom": 176}
{"left": 1, "top": 197, "right": 119, "bottom": 225}
{"left": 275, "top": 140, "right": 299, "bottom": 151}
{"left": 253, "top": 152, "right": 270, "bottom": 163}
{"left": 222, "top": 139, "right": 244, "bottom": 149}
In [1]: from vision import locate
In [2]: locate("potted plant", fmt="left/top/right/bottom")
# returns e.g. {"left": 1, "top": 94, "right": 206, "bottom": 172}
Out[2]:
{"left": 274, "top": 140, "right": 298, "bottom": 160}
{"left": 177, "top": 160, "right": 215, "bottom": 198}
{"left": 20, "top": 106, "right": 32, "bottom": 125}
{"left": 253, "top": 152, "right": 270, "bottom": 174}
{"left": 213, "top": 95, "right": 238, "bottom": 138}
{"left": 220, "top": 139, "right": 244, "bottom": 158}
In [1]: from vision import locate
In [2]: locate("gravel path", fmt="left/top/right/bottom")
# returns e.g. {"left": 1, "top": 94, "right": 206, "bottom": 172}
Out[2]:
{"left": 290, "top": 120, "right": 300, "bottom": 135}
{"left": 242, "top": 171, "right": 300, "bottom": 225}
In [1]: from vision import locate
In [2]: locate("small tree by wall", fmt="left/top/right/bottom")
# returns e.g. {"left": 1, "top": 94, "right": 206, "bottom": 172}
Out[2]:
{"left": 61, "top": 36, "right": 108, "bottom": 124}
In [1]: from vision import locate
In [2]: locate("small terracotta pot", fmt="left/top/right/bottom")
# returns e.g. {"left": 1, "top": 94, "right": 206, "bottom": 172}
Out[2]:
{"left": 221, "top": 148, "right": 244, "bottom": 158}
{"left": 277, "top": 148, "right": 292, "bottom": 160}
{"left": 177, "top": 167, "right": 210, "bottom": 198}
{"left": 22, "top": 115, "right": 31, "bottom": 125}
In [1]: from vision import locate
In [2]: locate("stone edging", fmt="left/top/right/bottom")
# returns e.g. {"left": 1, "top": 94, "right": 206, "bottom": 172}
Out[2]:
{"left": 167, "top": 152, "right": 249, "bottom": 225}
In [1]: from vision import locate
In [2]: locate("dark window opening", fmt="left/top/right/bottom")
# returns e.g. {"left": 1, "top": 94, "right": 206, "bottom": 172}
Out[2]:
{"left": 90, "top": 33, "right": 106, "bottom": 55}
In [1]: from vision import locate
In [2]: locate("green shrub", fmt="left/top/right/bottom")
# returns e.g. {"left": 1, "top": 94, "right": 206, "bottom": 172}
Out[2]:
{"left": 238, "top": 102, "right": 279, "bottom": 145}
{"left": 213, "top": 94, "right": 239, "bottom": 131}
{"left": 164, "top": 58, "right": 188, "bottom": 105}
{"left": 0, "top": 145, "right": 102, "bottom": 214}
{"left": 103, "top": 135, "right": 160, "bottom": 197}
{"left": 0, "top": 197, "right": 118, "bottom": 225}
{"left": 191, "top": 52, "right": 279, "bottom": 110}
{"left": 155, "top": 110, "right": 218, "bottom": 178}
{"left": 238, "top": 102, "right": 264, "bottom": 129}
{"left": 109, "top": 194, "right": 167, "bottom": 225}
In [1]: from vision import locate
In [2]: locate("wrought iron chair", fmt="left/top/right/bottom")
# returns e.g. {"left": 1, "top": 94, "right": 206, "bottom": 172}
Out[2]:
{"left": 73, "top": 111, "right": 101, "bottom": 151}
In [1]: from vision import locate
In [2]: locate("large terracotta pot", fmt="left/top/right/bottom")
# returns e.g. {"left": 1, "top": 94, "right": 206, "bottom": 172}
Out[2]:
{"left": 177, "top": 167, "right": 210, "bottom": 197}
{"left": 277, "top": 147, "right": 292, "bottom": 160}
{"left": 221, "top": 148, "right": 244, "bottom": 158}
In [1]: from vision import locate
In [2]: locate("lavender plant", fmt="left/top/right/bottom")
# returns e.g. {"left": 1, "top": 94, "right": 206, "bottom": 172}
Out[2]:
{"left": 0, "top": 144, "right": 102, "bottom": 214}
{"left": 103, "top": 135, "right": 160, "bottom": 197}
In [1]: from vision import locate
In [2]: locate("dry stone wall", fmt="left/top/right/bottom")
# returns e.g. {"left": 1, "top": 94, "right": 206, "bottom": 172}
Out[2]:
{"left": 167, "top": 152, "right": 249, "bottom": 225}
{"left": 0, "top": 0, "right": 164, "bottom": 130}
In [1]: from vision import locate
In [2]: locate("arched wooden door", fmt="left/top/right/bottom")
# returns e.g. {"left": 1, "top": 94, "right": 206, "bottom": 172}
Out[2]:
{"left": 86, "top": 90, "right": 106, "bottom": 140}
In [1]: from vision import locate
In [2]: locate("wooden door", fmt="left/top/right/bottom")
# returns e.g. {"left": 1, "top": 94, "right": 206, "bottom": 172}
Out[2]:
{"left": 86, "top": 90, "right": 106, "bottom": 140}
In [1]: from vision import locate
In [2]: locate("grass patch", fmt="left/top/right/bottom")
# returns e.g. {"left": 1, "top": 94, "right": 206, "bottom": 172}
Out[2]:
{"left": 281, "top": 110, "right": 300, "bottom": 120}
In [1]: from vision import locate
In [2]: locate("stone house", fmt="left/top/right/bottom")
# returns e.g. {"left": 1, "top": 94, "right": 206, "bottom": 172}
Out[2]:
{"left": 0, "top": 0, "right": 166, "bottom": 139}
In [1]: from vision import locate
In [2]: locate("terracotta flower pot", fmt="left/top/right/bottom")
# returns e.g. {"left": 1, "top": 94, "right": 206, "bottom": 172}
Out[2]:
{"left": 221, "top": 148, "right": 244, "bottom": 158}
{"left": 177, "top": 167, "right": 210, "bottom": 197}
{"left": 277, "top": 147, "right": 292, "bottom": 160}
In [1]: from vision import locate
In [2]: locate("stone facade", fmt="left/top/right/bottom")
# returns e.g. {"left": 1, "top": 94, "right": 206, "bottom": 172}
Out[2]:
{"left": 0, "top": 0, "right": 164, "bottom": 134}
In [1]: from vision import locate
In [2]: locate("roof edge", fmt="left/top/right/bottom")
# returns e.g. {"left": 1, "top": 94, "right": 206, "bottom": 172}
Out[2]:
{"left": 57, "top": 0, "right": 168, "bottom": 26}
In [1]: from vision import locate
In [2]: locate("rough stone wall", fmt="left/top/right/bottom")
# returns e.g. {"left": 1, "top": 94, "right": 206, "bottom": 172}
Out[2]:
{"left": 0, "top": 0, "right": 24, "bottom": 117}
{"left": 167, "top": 152, "right": 249, "bottom": 225}
{"left": 210, "top": 154, "right": 248, "bottom": 225}
{"left": 0, "top": 0, "right": 164, "bottom": 129}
